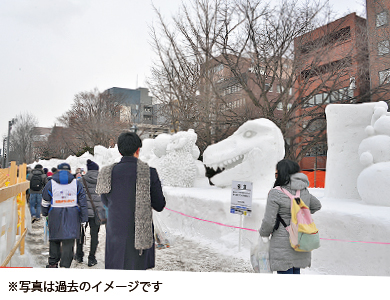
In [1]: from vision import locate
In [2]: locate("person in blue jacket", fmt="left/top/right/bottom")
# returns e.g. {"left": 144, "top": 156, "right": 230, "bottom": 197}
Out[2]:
{"left": 41, "top": 163, "right": 88, "bottom": 268}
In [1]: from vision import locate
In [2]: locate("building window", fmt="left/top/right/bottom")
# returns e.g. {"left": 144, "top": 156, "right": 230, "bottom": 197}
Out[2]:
{"left": 265, "top": 83, "right": 272, "bottom": 92}
{"left": 276, "top": 102, "right": 283, "bottom": 110}
{"left": 379, "top": 69, "right": 390, "bottom": 84}
{"left": 305, "top": 96, "right": 315, "bottom": 107}
{"left": 299, "top": 27, "right": 351, "bottom": 54}
{"left": 378, "top": 40, "right": 390, "bottom": 55}
{"left": 376, "top": 11, "right": 388, "bottom": 27}
{"left": 249, "top": 65, "right": 266, "bottom": 75}
{"left": 144, "top": 106, "right": 152, "bottom": 113}
{"left": 276, "top": 85, "right": 284, "bottom": 93}
{"left": 330, "top": 91, "right": 339, "bottom": 102}
{"left": 304, "top": 88, "right": 352, "bottom": 107}
{"left": 223, "top": 84, "right": 242, "bottom": 95}
{"left": 314, "top": 93, "right": 323, "bottom": 104}
{"left": 301, "top": 56, "right": 352, "bottom": 79}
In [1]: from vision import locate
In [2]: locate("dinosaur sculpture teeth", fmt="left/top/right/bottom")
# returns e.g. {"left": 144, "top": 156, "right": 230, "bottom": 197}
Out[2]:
{"left": 206, "top": 154, "right": 245, "bottom": 171}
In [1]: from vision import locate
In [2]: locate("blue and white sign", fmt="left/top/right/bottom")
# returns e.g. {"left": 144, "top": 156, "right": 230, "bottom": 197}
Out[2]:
{"left": 230, "top": 181, "right": 253, "bottom": 216}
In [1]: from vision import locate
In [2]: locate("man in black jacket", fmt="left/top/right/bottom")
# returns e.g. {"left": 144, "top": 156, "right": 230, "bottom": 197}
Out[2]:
{"left": 96, "top": 132, "right": 166, "bottom": 270}
{"left": 27, "top": 164, "right": 48, "bottom": 223}
{"left": 74, "top": 159, "right": 104, "bottom": 267}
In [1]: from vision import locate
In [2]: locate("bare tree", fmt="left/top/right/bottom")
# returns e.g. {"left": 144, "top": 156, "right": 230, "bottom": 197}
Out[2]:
{"left": 148, "top": 0, "right": 243, "bottom": 151}
{"left": 9, "top": 112, "right": 38, "bottom": 164}
{"left": 149, "top": 0, "right": 374, "bottom": 164}
{"left": 209, "top": 0, "right": 363, "bottom": 162}
{"left": 58, "top": 88, "right": 129, "bottom": 152}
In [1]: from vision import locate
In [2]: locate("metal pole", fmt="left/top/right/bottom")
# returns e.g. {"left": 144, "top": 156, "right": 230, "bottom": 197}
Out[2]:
{"left": 6, "top": 120, "right": 12, "bottom": 168}
{"left": 1, "top": 138, "right": 5, "bottom": 168}
{"left": 238, "top": 215, "right": 243, "bottom": 252}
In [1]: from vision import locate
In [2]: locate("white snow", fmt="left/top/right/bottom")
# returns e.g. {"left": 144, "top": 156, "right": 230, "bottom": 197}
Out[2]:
{"left": 15, "top": 106, "right": 390, "bottom": 277}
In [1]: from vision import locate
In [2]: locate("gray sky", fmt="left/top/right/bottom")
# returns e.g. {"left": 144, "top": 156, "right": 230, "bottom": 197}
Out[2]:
{"left": 0, "top": 0, "right": 365, "bottom": 151}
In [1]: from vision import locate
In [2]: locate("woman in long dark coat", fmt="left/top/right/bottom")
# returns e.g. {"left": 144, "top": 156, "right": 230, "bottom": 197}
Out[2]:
{"left": 96, "top": 132, "right": 166, "bottom": 270}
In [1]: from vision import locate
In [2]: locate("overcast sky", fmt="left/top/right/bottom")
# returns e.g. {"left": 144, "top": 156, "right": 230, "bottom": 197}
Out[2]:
{"left": 0, "top": 0, "right": 366, "bottom": 152}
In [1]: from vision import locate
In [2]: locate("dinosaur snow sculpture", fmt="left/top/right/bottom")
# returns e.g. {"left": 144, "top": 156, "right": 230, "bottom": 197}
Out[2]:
{"left": 203, "top": 118, "right": 285, "bottom": 198}
{"left": 357, "top": 101, "right": 390, "bottom": 206}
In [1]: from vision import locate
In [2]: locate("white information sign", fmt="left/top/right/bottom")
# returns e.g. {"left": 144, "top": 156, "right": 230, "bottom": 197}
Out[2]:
{"left": 230, "top": 181, "right": 253, "bottom": 216}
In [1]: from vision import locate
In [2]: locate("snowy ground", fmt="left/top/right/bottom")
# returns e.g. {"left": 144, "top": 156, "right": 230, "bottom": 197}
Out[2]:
{"left": 22, "top": 217, "right": 255, "bottom": 273}
{"left": 19, "top": 211, "right": 322, "bottom": 275}
{"left": 8, "top": 184, "right": 390, "bottom": 277}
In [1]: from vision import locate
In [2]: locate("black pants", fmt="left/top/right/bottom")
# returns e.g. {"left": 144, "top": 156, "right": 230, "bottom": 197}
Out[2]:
{"left": 48, "top": 239, "right": 75, "bottom": 268}
{"left": 76, "top": 217, "right": 100, "bottom": 259}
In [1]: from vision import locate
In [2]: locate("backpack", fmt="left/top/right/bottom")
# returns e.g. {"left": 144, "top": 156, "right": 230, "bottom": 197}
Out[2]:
{"left": 274, "top": 186, "right": 320, "bottom": 252}
{"left": 30, "top": 173, "right": 44, "bottom": 191}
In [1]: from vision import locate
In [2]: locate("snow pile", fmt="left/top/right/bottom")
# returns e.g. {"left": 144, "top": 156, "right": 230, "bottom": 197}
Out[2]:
{"left": 29, "top": 145, "right": 122, "bottom": 173}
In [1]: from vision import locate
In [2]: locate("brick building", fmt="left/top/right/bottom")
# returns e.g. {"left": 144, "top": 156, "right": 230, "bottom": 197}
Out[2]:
{"left": 200, "top": 55, "right": 293, "bottom": 144}
{"left": 366, "top": 0, "right": 390, "bottom": 102}
{"left": 294, "top": 13, "right": 371, "bottom": 172}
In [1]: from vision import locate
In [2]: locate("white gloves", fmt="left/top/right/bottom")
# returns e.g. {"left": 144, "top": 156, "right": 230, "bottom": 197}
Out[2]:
{"left": 261, "top": 236, "right": 269, "bottom": 243}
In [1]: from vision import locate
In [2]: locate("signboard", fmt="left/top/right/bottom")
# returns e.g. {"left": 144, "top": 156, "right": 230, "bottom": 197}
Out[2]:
{"left": 230, "top": 181, "right": 253, "bottom": 216}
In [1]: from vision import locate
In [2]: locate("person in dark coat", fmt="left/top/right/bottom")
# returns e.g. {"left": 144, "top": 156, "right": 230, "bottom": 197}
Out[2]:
{"left": 27, "top": 164, "right": 48, "bottom": 223}
{"left": 41, "top": 163, "right": 88, "bottom": 268}
{"left": 75, "top": 159, "right": 104, "bottom": 267}
{"left": 96, "top": 132, "right": 166, "bottom": 270}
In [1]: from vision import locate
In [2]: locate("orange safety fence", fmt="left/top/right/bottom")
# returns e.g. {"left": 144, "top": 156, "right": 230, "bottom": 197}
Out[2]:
{"left": 0, "top": 161, "right": 29, "bottom": 267}
{"left": 302, "top": 170, "right": 326, "bottom": 188}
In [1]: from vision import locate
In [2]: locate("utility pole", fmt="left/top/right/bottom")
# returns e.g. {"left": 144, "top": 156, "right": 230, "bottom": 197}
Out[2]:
{"left": 2, "top": 137, "right": 6, "bottom": 168}
{"left": 6, "top": 118, "right": 16, "bottom": 168}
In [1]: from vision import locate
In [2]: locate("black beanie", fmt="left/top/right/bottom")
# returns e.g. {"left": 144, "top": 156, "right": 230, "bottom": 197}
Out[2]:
{"left": 87, "top": 159, "right": 99, "bottom": 171}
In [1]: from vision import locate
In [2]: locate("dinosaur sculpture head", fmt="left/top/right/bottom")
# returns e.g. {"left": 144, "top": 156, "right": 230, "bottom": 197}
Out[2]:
{"left": 203, "top": 118, "right": 285, "bottom": 198}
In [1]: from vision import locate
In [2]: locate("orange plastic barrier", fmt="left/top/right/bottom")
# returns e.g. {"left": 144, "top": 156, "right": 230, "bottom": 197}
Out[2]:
{"left": 302, "top": 170, "right": 326, "bottom": 188}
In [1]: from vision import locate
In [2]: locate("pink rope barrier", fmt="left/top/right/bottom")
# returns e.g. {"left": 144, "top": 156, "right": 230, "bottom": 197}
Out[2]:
{"left": 165, "top": 208, "right": 257, "bottom": 232}
{"left": 165, "top": 207, "right": 390, "bottom": 245}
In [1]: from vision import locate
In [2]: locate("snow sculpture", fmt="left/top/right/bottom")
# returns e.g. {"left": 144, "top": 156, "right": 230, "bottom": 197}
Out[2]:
{"left": 357, "top": 101, "right": 390, "bottom": 206}
{"left": 324, "top": 102, "right": 381, "bottom": 199}
{"left": 203, "top": 118, "right": 285, "bottom": 198}
{"left": 139, "top": 138, "right": 157, "bottom": 166}
{"left": 139, "top": 134, "right": 171, "bottom": 169}
{"left": 139, "top": 130, "right": 208, "bottom": 187}
{"left": 93, "top": 144, "right": 121, "bottom": 167}
{"left": 156, "top": 129, "right": 206, "bottom": 187}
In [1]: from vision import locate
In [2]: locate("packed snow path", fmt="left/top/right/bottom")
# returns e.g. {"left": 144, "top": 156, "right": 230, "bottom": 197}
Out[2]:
{"left": 24, "top": 218, "right": 254, "bottom": 273}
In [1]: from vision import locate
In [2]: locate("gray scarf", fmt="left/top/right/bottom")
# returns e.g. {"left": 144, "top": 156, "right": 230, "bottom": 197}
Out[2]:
{"left": 96, "top": 159, "right": 153, "bottom": 254}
